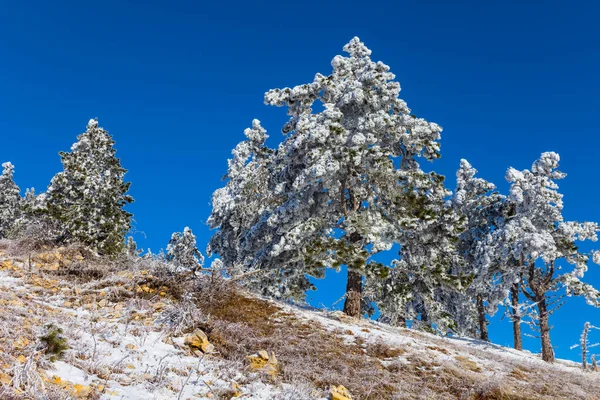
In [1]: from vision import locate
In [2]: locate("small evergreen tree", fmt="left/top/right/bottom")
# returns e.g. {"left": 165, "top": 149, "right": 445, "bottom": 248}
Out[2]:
{"left": 47, "top": 119, "right": 133, "bottom": 255}
{"left": 167, "top": 227, "right": 204, "bottom": 273}
{"left": 0, "top": 162, "right": 21, "bottom": 238}
{"left": 126, "top": 236, "right": 142, "bottom": 257}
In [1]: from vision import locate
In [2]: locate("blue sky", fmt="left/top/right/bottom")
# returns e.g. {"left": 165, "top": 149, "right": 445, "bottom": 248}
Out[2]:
{"left": 1, "top": 0, "right": 599, "bottom": 361}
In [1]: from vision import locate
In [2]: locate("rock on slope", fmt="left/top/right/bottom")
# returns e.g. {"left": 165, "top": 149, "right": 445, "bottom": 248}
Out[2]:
{"left": 0, "top": 246, "right": 598, "bottom": 400}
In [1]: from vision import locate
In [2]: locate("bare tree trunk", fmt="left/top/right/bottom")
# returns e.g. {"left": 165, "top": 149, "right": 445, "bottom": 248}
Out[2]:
{"left": 581, "top": 322, "right": 589, "bottom": 370}
{"left": 420, "top": 306, "right": 433, "bottom": 331}
{"left": 343, "top": 269, "right": 362, "bottom": 318}
{"left": 476, "top": 294, "right": 489, "bottom": 342}
{"left": 510, "top": 284, "right": 522, "bottom": 351}
{"left": 397, "top": 315, "right": 407, "bottom": 328}
{"left": 421, "top": 306, "right": 429, "bottom": 324}
{"left": 538, "top": 296, "right": 555, "bottom": 363}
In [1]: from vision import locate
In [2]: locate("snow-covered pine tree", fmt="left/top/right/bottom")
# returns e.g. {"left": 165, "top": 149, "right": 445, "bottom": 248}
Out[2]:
{"left": 21, "top": 188, "right": 45, "bottom": 215}
{"left": 210, "top": 38, "right": 445, "bottom": 312}
{"left": 126, "top": 236, "right": 142, "bottom": 257}
{"left": 46, "top": 119, "right": 133, "bottom": 255}
{"left": 167, "top": 227, "right": 204, "bottom": 274}
{"left": 0, "top": 162, "right": 21, "bottom": 238}
{"left": 207, "top": 120, "right": 312, "bottom": 298}
{"left": 496, "top": 152, "right": 600, "bottom": 362}
{"left": 261, "top": 37, "right": 444, "bottom": 316}
{"left": 368, "top": 171, "right": 466, "bottom": 333}
{"left": 450, "top": 159, "right": 507, "bottom": 340}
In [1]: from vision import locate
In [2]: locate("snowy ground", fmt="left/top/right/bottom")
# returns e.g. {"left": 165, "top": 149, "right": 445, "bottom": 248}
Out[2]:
{"left": 0, "top": 252, "right": 301, "bottom": 399}
{"left": 0, "top": 249, "right": 599, "bottom": 400}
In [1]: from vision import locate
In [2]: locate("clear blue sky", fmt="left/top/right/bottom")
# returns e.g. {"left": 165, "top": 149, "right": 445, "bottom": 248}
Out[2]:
{"left": 1, "top": 0, "right": 599, "bottom": 361}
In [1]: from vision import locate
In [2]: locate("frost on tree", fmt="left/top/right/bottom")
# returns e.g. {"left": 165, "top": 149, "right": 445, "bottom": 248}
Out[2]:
{"left": 209, "top": 37, "right": 446, "bottom": 314}
{"left": 126, "top": 236, "right": 142, "bottom": 257}
{"left": 167, "top": 227, "right": 204, "bottom": 274}
{"left": 0, "top": 162, "right": 21, "bottom": 238}
{"left": 206, "top": 120, "right": 311, "bottom": 298}
{"left": 571, "top": 322, "right": 600, "bottom": 370}
{"left": 449, "top": 159, "right": 508, "bottom": 340}
{"left": 493, "top": 152, "right": 600, "bottom": 362}
{"left": 368, "top": 172, "right": 466, "bottom": 333}
{"left": 367, "top": 162, "right": 504, "bottom": 333}
{"left": 47, "top": 119, "right": 134, "bottom": 255}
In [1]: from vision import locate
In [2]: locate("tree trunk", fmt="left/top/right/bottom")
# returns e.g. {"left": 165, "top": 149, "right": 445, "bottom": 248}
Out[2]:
{"left": 397, "top": 315, "right": 407, "bottom": 328}
{"left": 343, "top": 269, "right": 362, "bottom": 318}
{"left": 421, "top": 307, "right": 429, "bottom": 323}
{"left": 476, "top": 294, "right": 489, "bottom": 342}
{"left": 582, "top": 323, "right": 589, "bottom": 370}
{"left": 538, "top": 296, "right": 555, "bottom": 363}
{"left": 510, "top": 284, "right": 522, "bottom": 351}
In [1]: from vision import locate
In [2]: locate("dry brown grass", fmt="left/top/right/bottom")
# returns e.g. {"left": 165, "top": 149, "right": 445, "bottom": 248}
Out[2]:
{"left": 190, "top": 282, "right": 600, "bottom": 399}
{"left": 3, "top": 244, "right": 600, "bottom": 400}
{"left": 508, "top": 366, "right": 529, "bottom": 381}
{"left": 190, "top": 282, "right": 520, "bottom": 399}
{"left": 365, "top": 341, "right": 406, "bottom": 358}
{"left": 454, "top": 355, "right": 482, "bottom": 372}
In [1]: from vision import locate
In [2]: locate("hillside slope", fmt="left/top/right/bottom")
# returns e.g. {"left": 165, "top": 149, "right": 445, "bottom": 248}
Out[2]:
{"left": 0, "top": 245, "right": 598, "bottom": 400}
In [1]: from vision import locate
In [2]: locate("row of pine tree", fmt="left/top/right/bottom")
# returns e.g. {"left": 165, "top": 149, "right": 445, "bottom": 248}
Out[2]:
{"left": 1, "top": 38, "right": 599, "bottom": 364}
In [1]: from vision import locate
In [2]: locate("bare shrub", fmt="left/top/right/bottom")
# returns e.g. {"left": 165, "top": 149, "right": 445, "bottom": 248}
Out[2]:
{"left": 0, "top": 239, "right": 10, "bottom": 252}
{"left": 9, "top": 217, "right": 61, "bottom": 254}
{"left": 54, "top": 253, "right": 122, "bottom": 282}
{"left": 156, "top": 296, "right": 207, "bottom": 336}
{"left": 8, "top": 353, "right": 46, "bottom": 397}
{"left": 193, "top": 273, "right": 237, "bottom": 309}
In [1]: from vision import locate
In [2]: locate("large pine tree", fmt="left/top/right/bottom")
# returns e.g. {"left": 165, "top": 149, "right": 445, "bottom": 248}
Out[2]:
{"left": 209, "top": 37, "right": 445, "bottom": 315}
{"left": 47, "top": 119, "right": 133, "bottom": 255}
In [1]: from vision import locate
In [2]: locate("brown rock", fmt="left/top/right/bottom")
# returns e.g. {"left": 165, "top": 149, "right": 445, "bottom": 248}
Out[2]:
{"left": 72, "top": 384, "right": 91, "bottom": 398}
{"left": 0, "top": 372, "right": 11, "bottom": 385}
{"left": 331, "top": 385, "right": 352, "bottom": 400}
{"left": 247, "top": 351, "right": 279, "bottom": 375}
{"left": 184, "top": 329, "right": 214, "bottom": 353}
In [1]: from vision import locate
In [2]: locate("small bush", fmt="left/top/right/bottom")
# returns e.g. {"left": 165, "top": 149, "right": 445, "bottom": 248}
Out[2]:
{"left": 40, "top": 324, "right": 69, "bottom": 361}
